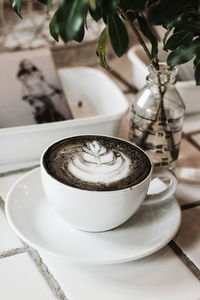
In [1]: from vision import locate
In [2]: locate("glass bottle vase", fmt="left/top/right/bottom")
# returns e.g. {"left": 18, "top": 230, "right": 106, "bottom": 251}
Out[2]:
{"left": 129, "top": 63, "right": 185, "bottom": 169}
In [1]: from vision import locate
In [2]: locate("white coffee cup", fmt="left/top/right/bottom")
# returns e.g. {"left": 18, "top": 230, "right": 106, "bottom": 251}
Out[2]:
{"left": 40, "top": 135, "right": 177, "bottom": 232}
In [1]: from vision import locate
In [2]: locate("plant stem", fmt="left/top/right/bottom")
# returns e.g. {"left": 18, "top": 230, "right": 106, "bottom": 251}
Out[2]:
{"left": 120, "top": 11, "right": 151, "bottom": 61}
{"left": 157, "top": 74, "right": 177, "bottom": 161}
{"left": 136, "top": 72, "right": 177, "bottom": 164}
{"left": 119, "top": 9, "right": 159, "bottom": 69}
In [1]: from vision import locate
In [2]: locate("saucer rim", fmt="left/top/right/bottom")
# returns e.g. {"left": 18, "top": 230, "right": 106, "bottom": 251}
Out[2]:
{"left": 5, "top": 168, "right": 182, "bottom": 264}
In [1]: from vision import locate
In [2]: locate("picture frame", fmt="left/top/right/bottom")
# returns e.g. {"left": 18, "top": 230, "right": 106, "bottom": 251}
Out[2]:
{"left": 0, "top": 48, "right": 73, "bottom": 129}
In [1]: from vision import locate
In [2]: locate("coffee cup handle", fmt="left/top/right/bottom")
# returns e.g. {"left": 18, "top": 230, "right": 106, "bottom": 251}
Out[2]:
{"left": 143, "top": 168, "right": 177, "bottom": 205}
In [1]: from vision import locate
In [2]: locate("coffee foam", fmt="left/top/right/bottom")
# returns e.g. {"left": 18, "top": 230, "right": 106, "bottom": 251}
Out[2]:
{"left": 43, "top": 136, "right": 151, "bottom": 191}
{"left": 66, "top": 141, "right": 131, "bottom": 184}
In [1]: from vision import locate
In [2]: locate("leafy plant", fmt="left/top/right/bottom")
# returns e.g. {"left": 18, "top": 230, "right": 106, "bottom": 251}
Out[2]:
{"left": 11, "top": 0, "right": 200, "bottom": 84}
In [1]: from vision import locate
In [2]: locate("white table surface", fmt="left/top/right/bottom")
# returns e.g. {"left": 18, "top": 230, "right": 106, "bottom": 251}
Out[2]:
{"left": 0, "top": 51, "right": 200, "bottom": 300}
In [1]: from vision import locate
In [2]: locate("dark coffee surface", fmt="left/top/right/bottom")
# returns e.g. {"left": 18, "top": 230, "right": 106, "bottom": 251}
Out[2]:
{"left": 43, "top": 136, "right": 151, "bottom": 191}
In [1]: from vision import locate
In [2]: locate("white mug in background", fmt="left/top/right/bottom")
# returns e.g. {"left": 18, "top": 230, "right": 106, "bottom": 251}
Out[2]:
{"left": 40, "top": 135, "right": 177, "bottom": 232}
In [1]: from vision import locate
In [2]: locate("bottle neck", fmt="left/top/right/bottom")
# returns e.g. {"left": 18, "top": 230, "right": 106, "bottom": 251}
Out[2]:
{"left": 146, "top": 63, "right": 177, "bottom": 88}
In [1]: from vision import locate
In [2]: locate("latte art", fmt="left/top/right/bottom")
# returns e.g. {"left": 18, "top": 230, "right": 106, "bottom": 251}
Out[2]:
{"left": 66, "top": 141, "right": 131, "bottom": 184}
{"left": 43, "top": 135, "right": 151, "bottom": 191}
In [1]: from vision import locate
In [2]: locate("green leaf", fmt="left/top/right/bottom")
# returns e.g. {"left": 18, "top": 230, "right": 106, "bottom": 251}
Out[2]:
{"left": 146, "top": 0, "right": 159, "bottom": 7}
{"left": 74, "top": 23, "right": 85, "bottom": 42}
{"left": 108, "top": 14, "right": 129, "bottom": 57}
{"left": 148, "top": 0, "right": 194, "bottom": 26}
{"left": 136, "top": 14, "right": 158, "bottom": 59}
{"left": 101, "top": 0, "right": 120, "bottom": 16}
{"left": 57, "top": 0, "right": 88, "bottom": 43}
{"left": 96, "top": 26, "right": 109, "bottom": 68}
{"left": 12, "top": 0, "right": 22, "bottom": 18}
{"left": 89, "top": 6, "right": 102, "bottom": 21}
{"left": 163, "top": 26, "right": 173, "bottom": 51}
{"left": 119, "top": 0, "right": 147, "bottom": 12}
{"left": 89, "top": 0, "right": 102, "bottom": 21}
{"left": 172, "top": 13, "right": 200, "bottom": 33}
{"left": 194, "top": 58, "right": 200, "bottom": 85}
{"left": 176, "top": 22, "right": 200, "bottom": 33}
{"left": 167, "top": 38, "right": 200, "bottom": 67}
{"left": 38, "top": 0, "right": 53, "bottom": 5}
{"left": 88, "top": 0, "right": 96, "bottom": 10}
{"left": 49, "top": 11, "right": 59, "bottom": 42}
{"left": 165, "top": 31, "right": 194, "bottom": 50}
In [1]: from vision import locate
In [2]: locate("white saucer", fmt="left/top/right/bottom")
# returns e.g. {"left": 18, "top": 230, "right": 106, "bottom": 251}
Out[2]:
{"left": 5, "top": 168, "right": 181, "bottom": 264}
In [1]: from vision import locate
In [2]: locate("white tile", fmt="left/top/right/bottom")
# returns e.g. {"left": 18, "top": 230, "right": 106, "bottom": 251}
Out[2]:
{"left": 175, "top": 207, "right": 200, "bottom": 269}
{"left": 0, "top": 209, "right": 23, "bottom": 252}
{"left": 40, "top": 246, "right": 200, "bottom": 300}
{"left": 0, "top": 171, "right": 27, "bottom": 200}
{"left": 0, "top": 253, "right": 56, "bottom": 300}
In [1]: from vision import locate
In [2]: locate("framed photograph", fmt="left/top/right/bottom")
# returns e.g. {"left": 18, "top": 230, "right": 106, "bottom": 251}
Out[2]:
{"left": 0, "top": 62, "right": 128, "bottom": 171}
{"left": 0, "top": 48, "right": 73, "bottom": 128}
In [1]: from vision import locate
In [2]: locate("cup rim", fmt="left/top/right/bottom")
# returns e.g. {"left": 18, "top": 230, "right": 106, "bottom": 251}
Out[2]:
{"left": 40, "top": 134, "right": 153, "bottom": 193}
